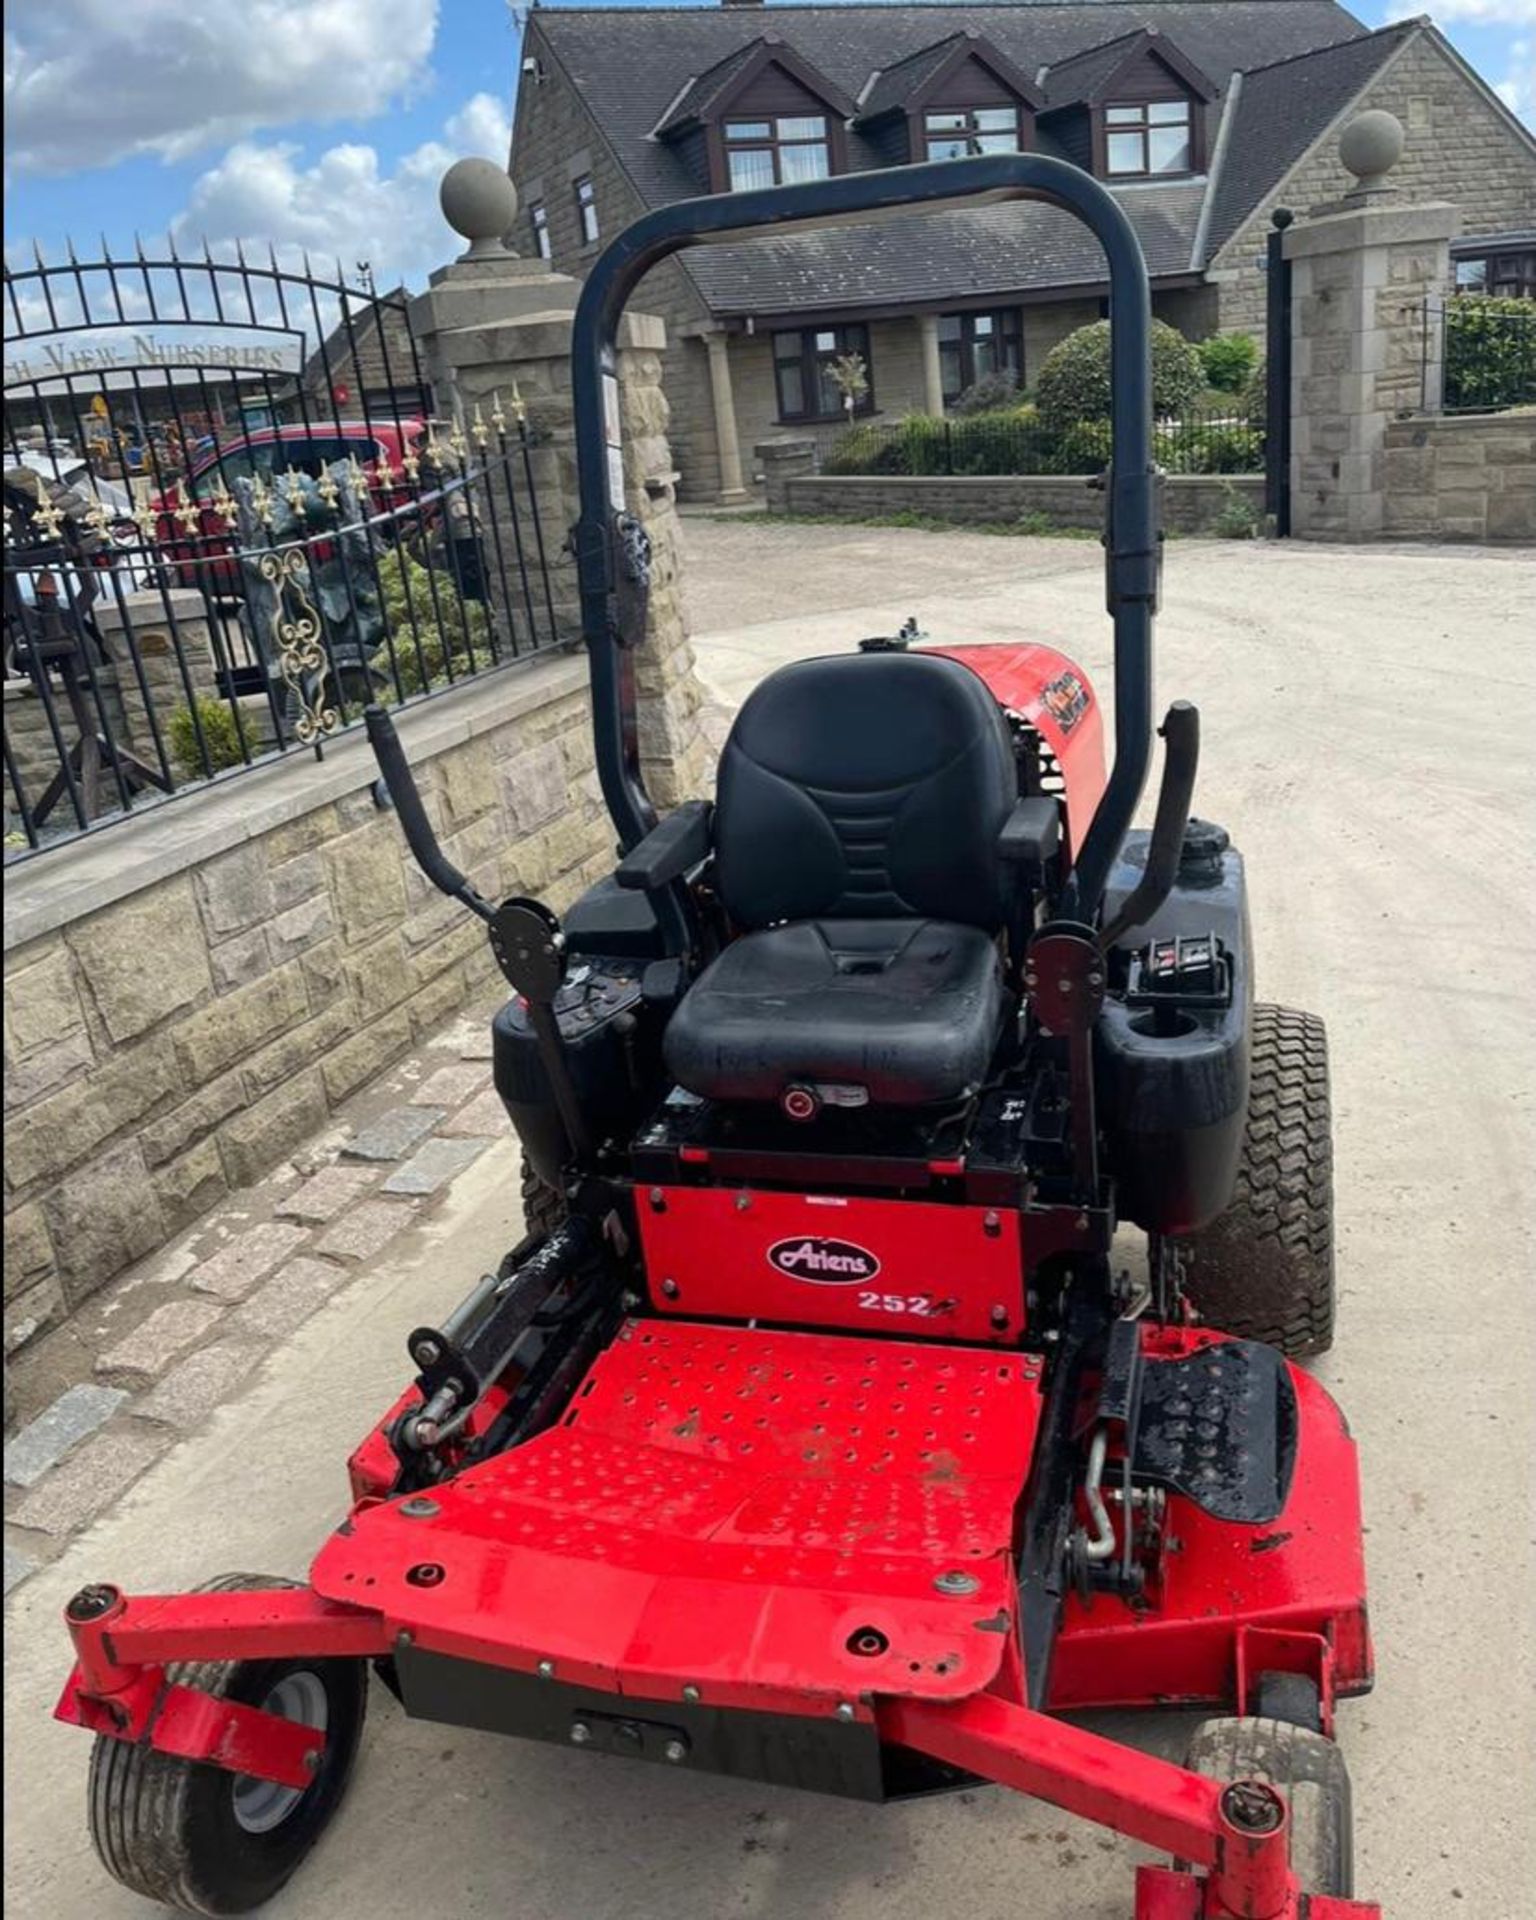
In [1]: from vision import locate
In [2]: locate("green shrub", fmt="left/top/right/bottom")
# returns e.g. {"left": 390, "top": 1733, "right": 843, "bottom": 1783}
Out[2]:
{"left": 371, "top": 546, "right": 491, "bottom": 697}
{"left": 1036, "top": 319, "right": 1204, "bottom": 432}
{"left": 1042, "top": 418, "right": 1114, "bottom": 474}
{"left": 950, "top": 369, "right": 1022, "bottom": 416}
{"left": 1444, "top": 294, "right": 1536, "bottom": 412}
{"left": 1197, "top": 332, "right": 1259, "bottom": 393}
{"left": 1212, "top": 486, "right": 1260, "bottom": 540}
{"left": 166, "top": 695, "right": 246, "bottom": 781}
{"left": 1157, "top": 423, "right": 1265, "bottom": 475}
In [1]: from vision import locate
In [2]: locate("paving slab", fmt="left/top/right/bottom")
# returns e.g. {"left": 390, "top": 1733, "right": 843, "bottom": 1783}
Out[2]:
{"left": 316, "top": 1199, "right": 421, "bottom": 1265}
{"left": 132, "top": 1340, "right": 268, "bottom": 1431}
{"left": 382, "top": 1137, "right": 492, "bottom": 1197}
{"left": 274, "top": 1165, "right": 380, "bottom": 1225}
{"left": 4, "top": 1385, "right": 130, "bottom": 1490}
{"left": 437, "top": 1088, "right": 510, "bottom": 1139}
{"left": 234, "top": 1257, "right": 352, "bottom": 1340}
{"left": 189, "top": 1220, "right": 312, "bottom": 1302}
{"left": 3, "top": 1546, "right": 36, "bottom": 1596}
{"left": 9, "top": 1425, "right": 169, "bottom": 1537}
{"left": 94, "top": 1301, "right": 226, "bottom": 1389}
{"left": 343, "top": 1107, "right": 445, "bottom": 1163}
{"left": 410, "top": 1063, "right": 490, "bottom": 1109}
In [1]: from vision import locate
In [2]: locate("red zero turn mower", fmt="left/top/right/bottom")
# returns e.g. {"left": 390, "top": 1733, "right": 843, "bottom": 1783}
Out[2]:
{"left": 55, "top": 158, "right": 1377, "bottom": 1919}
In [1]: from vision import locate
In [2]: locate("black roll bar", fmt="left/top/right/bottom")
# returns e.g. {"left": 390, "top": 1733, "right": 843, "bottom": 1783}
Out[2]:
{"left": 570, "top": 155, "right": 1160, "bottom": 924}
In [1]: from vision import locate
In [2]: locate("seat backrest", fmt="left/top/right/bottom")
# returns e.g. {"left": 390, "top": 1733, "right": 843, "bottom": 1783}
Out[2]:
{"left": 714, "top": 651, "right": 1017, "bottom": 931}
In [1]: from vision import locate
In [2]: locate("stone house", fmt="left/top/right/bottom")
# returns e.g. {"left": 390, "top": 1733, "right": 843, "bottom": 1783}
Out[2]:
{"left": 508, "top": 1, "right": 1536, "bottom": 501}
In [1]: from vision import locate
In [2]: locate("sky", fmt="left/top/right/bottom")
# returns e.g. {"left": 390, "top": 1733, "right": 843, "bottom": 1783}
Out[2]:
{"left": 4, "top": 0, "right": 1533, "bottom": 298}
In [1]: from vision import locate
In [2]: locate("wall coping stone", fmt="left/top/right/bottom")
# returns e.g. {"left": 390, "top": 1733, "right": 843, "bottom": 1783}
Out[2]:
{"left": 1282, "top": 199, "right": 1461, "bottom": 259}
{"left": 4, "top": 651, "right": 588, "bottom": 955}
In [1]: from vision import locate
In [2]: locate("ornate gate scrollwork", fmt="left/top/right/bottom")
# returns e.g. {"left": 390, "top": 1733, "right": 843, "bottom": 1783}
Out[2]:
{"left": 257, "top": 546, "right": 339, "bottom": 745}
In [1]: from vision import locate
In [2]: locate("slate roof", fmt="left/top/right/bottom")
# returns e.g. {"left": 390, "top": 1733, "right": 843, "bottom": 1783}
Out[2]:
{"left": 653, "top": 42, "right": 769, "bottom": 136}
{"left": 859, "top": 34, "right": 979, "bottom": 121}
{"left": 1202, "top": 21, "right": 1416, "bottom": 253}
{"left": 524, "top": 3, "right": 1408, "bottom": 316}
{"left": 1039, "top": 27, "right": 1153, "bottom": 108}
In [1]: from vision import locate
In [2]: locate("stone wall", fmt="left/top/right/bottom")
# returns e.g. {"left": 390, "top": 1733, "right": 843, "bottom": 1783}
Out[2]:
{"left": 5, "top": 272, "right": 711, "bottom": 1364}
{"left": 1213, "top": 29, "right": 1536, "bottom": 336}
{"left": 762, "top": 459, "right": 1262, "bottom": 536}
{"left": 2, "top": 658, "right": 607, "bottom": 1359}
{"left": 1382, "top": 413, "right": 1536, "bottom": 542}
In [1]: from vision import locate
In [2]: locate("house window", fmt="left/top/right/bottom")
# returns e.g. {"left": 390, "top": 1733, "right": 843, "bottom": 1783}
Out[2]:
{"left": 924, "top": 107, "right": 1022, "bottom": 162}
{"left": 1104, "top": 100, "right": 1192, "bottom": 177}
{"left": 938, "top": 310, "right": 1023, "bottom": 404}
{"left": 574, "top": 176, "right": 599, "bottom": 245}
{"left": 1454, "top": 249, "right": 1536, "bottom": 299}
{"left": 724, "top": 116, "right": 830, "bottom": 190}
{"left": 772, "top": 324, "right": 872, "bottom": 422}
{"left": 530, "top": 203, "right": 551, "bottom": 260}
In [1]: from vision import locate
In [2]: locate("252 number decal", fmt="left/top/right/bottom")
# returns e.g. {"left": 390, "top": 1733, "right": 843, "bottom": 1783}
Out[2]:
{"left": 856, "top": 1291, "right": 952, "bottom": 1319}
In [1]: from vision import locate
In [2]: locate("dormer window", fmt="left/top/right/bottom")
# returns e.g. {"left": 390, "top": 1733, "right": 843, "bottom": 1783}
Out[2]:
{"left": 1104, "top": 100, "right": 1193, "bottom": 177}
{"left": 923, "top": 106, "right": 1023, "bottom": 162}
{"left": 725, "top": 114, "right": 830, "bottom": 189}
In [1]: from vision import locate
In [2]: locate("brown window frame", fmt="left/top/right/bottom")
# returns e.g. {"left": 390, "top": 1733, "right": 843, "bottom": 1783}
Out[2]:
{"left": 722, "top": 114, "right": 833, "bottom": 191}
{"left": 574, "top": 176, "right": 599, "bottom": 246}
{"left": 1101, "top": 98, "right": 1196, "bottom": 179}
{"left": 771, "top": 323, "right": 874, "bottom": 424}
{"left": 530, "top": 202, "right": 551, "bottom": 261}
{"left": 922, "top": 105, "right": 1025, "bottom": 163}
{"left": 938, "top": 309, "right": 1024, "bottom": 405}
{"left": 1453, "top": 248, "right": 1536, "bottom": 300}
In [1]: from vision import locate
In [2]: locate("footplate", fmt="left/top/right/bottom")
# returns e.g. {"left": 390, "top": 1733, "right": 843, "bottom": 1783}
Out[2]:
{"left": 1132, "top": 1340, "right": 1297, "bottom": 1523}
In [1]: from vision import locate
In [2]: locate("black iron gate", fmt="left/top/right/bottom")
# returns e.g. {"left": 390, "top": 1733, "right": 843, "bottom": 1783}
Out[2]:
{"left": 1263, "top": 209, "right": 1294, "bottom": 539}
{"left": 4, "top": 242, "right": 560, "bottom": 859}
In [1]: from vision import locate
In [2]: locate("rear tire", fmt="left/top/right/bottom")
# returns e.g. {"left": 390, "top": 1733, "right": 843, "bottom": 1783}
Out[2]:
{"left": 1184, "top": 1714, "right": 1353, "bottom": 1897}
{"left": 88, "top": 1574, "right": 367, "bottom": 1916}
{"left": 1152, "top": 1003, "right": 1335, "bottom": 1357}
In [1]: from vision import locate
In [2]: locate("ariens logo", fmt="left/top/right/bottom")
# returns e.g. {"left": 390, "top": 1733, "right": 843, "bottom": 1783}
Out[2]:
{"left": 767, "top": 1237, "right": 881, "bottom": 1285}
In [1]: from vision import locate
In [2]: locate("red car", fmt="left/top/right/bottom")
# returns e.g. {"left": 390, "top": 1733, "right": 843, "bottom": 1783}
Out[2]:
{"left": 151, "top": 418, "right": 427, "bottom": 593}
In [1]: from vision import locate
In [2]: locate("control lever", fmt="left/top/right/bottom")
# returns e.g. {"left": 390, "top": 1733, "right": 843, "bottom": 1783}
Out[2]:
{"left": 1099, "top": 701, "right": 1199, "bottom": 952}
{"left": 364, "top": 705, "right": 493, "bottom": 922}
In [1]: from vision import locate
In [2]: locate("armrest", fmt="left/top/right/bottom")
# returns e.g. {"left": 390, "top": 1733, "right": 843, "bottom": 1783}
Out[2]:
{"left": 615, "top": 799, "right": 713, "bottom": 892}
{"left": 999, "top": 795, "right": 1061, "bottom": 873}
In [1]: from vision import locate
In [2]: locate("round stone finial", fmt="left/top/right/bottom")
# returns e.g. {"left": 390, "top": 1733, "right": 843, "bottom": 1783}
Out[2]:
{"left": 1338, "top": 110, "right": 1404, "bottom": 191}
{"left": 440, "top": 158, "right": 519, "bottom": 259}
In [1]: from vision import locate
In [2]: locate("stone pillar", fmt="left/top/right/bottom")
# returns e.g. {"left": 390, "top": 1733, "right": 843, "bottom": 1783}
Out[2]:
{"left": 409, "top": 159, "right": 712, "bottom": 806}
{"left": 917, "top": 314, "right": 945, "bottom": 417}
{"left": 754, "top": 438, "right": 817, "bottom": 512}
{"left": 96, "top": 588, "right": 218, "bottom": 775}
{"left": 703, "top": 332, "right": 749, "bottom": 504}
{"left": 1284, "top": 113, "right": 1460, "bottom": 541}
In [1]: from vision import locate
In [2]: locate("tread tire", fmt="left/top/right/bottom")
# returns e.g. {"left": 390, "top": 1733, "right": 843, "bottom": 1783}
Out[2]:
{"left": 1153, "top": 1003, "right": 1335, "bottom": 1357}
{"left": 520, "top": 1152, "right": 566, "bottom": 1241}
{"left": 87, "top": 1574, "right": 367, "bottom": 1916}
{"left": 1184, "top": 1713, "right": 1353, "bottom": 1897}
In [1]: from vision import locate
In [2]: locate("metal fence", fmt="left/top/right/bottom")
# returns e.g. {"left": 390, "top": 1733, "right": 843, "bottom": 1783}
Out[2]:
{"left": 1429, "top": 296, "right": 1536, "bottom": 414}
{"left": 816, "top": 401, "right": 1264, "bottom": 479}
{"left": 4, "top": 243, "right": 563, "bottom": 861}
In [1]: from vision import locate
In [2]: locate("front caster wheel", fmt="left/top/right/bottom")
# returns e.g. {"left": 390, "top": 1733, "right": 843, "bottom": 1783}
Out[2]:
{"left": 88, "top": 1574, "right": 367, "bottom": 1916}
{"left": 1183, "top": 1713, "right": 1353, "bottom": 1897}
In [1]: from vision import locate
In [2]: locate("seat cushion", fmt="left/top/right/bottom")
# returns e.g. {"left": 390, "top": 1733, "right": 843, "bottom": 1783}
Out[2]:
{"left": 664, "top": 918, "right": 1006, "bottom": 1106}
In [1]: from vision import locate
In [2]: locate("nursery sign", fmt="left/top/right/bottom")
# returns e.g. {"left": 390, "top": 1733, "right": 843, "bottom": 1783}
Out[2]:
{"left": 4, "top": 327, "right": 303, "bottom": 391}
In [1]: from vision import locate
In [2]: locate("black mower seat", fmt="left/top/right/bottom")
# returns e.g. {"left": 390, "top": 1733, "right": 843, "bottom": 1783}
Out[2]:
{"left": 665, "top": 649, "right": 1017, "bottom": 1109}
{"left": 665, "top": 917, "right": 1004, "bottom": 1106}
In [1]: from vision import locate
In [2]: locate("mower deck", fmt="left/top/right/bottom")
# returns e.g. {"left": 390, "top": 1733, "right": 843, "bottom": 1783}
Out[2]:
{"left": 314, "top": 1320, "right": 1042, "bottom": 1711}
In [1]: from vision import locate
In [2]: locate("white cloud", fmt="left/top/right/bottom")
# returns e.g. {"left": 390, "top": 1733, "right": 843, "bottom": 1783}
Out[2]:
{"left": 168, "top": 87, "right": 516, "bottom": 293}
{"left": 1382, "top": 0, "right": 1536, "bottom": 19}
{"left": 5, "top": 0, "right": 439, "bottom": 175}
{"left": 444, "top": 92, "right": 513, "bottom": 165}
